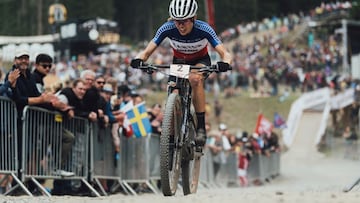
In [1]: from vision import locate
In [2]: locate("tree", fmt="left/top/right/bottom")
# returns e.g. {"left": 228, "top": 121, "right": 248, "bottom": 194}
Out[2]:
{"left": 0, "top": 0, "right": 358, "bottom": 41}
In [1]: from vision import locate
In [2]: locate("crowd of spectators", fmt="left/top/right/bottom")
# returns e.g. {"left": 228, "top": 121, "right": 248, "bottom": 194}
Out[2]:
{"left": 0, "top": 1, "right": 357, "bottom": 194}
{"left": 205, "top": 122, "right": 280, "bottom": 187}
{"left": 0, "top": 3, "right": 354, "bottom": 101}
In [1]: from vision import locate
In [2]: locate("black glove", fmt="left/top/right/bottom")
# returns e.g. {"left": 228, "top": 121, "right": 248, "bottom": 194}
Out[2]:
{"left": 130, "top": 58, "right": 144, "bottom": 69}
{"left": 216, "top": 61, "right": 232, "bottom": 72}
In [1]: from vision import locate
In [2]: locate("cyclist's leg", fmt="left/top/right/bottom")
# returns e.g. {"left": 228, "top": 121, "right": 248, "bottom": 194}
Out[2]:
{"left": 189, "top": 56, "right": 211, "bottom": 146}
{"left": 190, "top": 70, "right": 205, "bottom": 128}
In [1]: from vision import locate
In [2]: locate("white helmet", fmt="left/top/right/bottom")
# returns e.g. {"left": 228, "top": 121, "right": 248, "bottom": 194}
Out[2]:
{"left": 169, "top": 0, "right": 198, "bottom": 20}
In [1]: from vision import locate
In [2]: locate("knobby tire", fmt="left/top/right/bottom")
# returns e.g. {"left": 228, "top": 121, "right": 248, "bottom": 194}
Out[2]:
{"left": 181, "top": 106, "right": 201, "bottom": 195}
{"left": 160, "top": 93, "right": 183, "bottom": 196}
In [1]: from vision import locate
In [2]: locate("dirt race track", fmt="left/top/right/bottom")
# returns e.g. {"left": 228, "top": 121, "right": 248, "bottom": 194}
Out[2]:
{"left": 2, "top": 112, "right": 360, "bottom": 203}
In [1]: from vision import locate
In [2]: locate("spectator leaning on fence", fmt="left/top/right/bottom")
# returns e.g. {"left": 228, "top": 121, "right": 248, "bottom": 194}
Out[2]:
{"left": 57, "top": 79, "right": 94, "bottom": 120}
{"left": 32, "top": 53, "right": 75, "bottom": 177}
{"left": 0, "top": 68, "right": 19, "bottom": 194}
{"left": 99, "top": 84, "right": 121, "bottom": 161}
{"left": 4, "top": 49, "right": 57, "bottom": 181}
{"left": 53, "top": 79, "right": 92, "bottom": 195}
{"left": 80, "top": 69, "right": 100, "bottom": 122}
{"left": 94, "top": 75, "right": 110, "bottom": 129}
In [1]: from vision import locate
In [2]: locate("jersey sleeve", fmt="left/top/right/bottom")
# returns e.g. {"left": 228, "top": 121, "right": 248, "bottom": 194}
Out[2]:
{"left": 196, "top": 21, "right": 222, "bottom": 48}
{"left": 152, "top": 21, "right": 175, "bottom": 45}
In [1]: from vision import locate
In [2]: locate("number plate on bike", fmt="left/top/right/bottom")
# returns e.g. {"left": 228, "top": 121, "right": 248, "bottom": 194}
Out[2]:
{"left": 170, "top": 64, "right": 190, "bottom": 79}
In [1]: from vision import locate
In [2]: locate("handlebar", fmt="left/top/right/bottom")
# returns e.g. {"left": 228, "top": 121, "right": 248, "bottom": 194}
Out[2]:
{"left": 137, "top": 63, "right": 232, "bottom": 73}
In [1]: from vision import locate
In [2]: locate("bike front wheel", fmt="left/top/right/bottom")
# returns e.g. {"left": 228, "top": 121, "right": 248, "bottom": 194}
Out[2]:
{"left": 160, "top": 93, "right": 183, "bottom": 196}
{"left": 181, "top": 105, "right": 201, "bottom": 195}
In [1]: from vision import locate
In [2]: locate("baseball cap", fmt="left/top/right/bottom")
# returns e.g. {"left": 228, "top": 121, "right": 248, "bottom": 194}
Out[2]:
{"left": 130, "top": 90, "right": 139, "bottom": 97}
{"left": 219, "top": 123, "right": 227, "bottom": 131}
{"left": 15, "top": 49, "right": 30, "bottom": 58}
{"left": 102, "top": 84, "right": 114, "bottom": 94}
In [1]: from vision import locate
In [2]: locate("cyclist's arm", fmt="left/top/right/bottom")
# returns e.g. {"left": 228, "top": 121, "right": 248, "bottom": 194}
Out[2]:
{"left": 136, "top": 41, "right": 158, "bottom": 61}
{"left": 214, "top": 44, "right": 232, "bottom": 64}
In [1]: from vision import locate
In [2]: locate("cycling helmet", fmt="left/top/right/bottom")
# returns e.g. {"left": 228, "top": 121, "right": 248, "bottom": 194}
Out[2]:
{"left": 169, "top": 0, "right": 198, "bottom": 20}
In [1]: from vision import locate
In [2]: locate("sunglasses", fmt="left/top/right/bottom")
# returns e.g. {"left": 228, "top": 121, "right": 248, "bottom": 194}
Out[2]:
{"left": 40, "top": 63, "right": 52, "bottom": 69}
{"left": 174, "top": 18, "right": 192, "bottom": 25}
{"left": 97, "top": 81, "right": 105, "bottom": 85}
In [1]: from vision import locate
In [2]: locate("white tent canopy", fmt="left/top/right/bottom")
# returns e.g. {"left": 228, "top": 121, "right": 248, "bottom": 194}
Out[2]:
{"left": 0, "top": 34, "right": 59, "bottom": 45}
{"left": 1, "top": 43, "right": 55, "bottom": 61}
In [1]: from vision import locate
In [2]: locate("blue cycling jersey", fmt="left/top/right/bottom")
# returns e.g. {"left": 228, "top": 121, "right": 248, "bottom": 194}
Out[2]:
{"left": 153, "top": 20, "right": 222, "bottom": 61}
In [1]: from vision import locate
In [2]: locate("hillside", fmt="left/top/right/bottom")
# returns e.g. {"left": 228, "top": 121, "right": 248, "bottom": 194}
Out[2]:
{"left": 144, "top": 90, "right": 299, "bottom": 137}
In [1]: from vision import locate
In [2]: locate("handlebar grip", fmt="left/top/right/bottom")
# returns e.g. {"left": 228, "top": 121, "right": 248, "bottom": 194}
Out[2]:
{"left": 215, "top": 62, "right": 232, "bottom": 72}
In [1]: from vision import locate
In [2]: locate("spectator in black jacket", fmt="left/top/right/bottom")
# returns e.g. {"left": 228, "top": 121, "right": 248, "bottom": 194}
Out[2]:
{"left": 32, "top": 53, "right": 75, "bottom": 178}
{"left": 81, "top": 70, "right": 101, "bottom": 117}
{"left": 4, "top": 49, "right": 56, "bottom": 179}
{"left": 57, "top": 79, "right": 97, "bottom": 121}
{"left": 33, "top": 54, "right": 53, "bottom": 93}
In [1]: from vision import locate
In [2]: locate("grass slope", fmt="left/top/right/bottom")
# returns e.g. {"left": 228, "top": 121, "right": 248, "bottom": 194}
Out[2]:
{"left": 144, "top": 89, "right": 299, "bottom": 136}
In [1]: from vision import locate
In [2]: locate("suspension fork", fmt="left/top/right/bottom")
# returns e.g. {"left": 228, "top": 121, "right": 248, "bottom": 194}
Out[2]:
{"left": 168, "top": 80, "right": 192, "bottom": 146}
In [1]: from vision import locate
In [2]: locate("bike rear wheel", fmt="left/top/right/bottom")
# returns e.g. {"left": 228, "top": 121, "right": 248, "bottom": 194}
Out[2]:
{"left": 160, "top": 93, "right": 183, "bottom": 196}
{"left": 181, "top": 106, "right": 201, "bottom": 195}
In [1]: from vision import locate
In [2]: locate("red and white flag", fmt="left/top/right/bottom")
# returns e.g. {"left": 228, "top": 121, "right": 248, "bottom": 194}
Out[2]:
{"left": 254, "top": 114, "right": 273, "bottom": 137}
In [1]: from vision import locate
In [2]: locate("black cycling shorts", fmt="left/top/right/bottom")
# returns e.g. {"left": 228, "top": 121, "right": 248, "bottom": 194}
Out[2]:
{"left": 172, "top": 54, "right": 211, "bottom": 66}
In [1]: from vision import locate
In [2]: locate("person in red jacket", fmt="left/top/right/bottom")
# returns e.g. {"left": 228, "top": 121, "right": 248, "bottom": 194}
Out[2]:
{"left": 236, "top": 136, "right": 250, "bottom": 186}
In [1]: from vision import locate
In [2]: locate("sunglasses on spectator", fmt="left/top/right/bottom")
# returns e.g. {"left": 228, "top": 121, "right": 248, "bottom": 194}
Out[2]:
{"left": 96, "top": 81, "right": 105, "bottom": 85}
{"left": 174, "top": 18, "right": 193, "bottom": 25}
{"left": 40, "top": 63, "right": 52, "bottom": 69}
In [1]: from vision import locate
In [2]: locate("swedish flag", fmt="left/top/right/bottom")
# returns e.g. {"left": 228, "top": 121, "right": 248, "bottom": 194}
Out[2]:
{"left": 126, "top": 102, "right": 152, "bottom": 138}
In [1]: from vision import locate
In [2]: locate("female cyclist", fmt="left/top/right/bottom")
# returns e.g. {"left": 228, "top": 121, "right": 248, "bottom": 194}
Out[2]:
{"left": 131, "top": 0, "right": 232, "bottom": 147}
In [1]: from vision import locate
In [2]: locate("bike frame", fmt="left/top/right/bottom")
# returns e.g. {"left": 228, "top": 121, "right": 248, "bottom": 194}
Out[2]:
{"left": 137, "top": 63, "right": 229, "bottom": 196}
{"left": 167, "top": 76, "right": 194, "bottom": 155}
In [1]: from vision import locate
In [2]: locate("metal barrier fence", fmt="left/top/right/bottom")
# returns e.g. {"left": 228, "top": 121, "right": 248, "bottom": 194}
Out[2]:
{"left": 0, "top": 98, "right": 282, "bottom": 196}
{"left": 199, "top": 148, "right": 216, "bottom": 188}
{"left": 0, "top": 96, "right": 31, "bottom": 196}
{"left": 120, "top": 134, "right": 158, "bottom": 195}
{"left": 215, "top": 152, "right": 239, "bottom": 187}
{"left": 91, "top": 123, "right": 159, "bottom": 196}
{"left": 247, "top": 152, "right": 281, "bottom": 184}
{"left": 149, "top": 133, "right": 160, "bottom": 182}
{"left": 200, "top": 148, "right": 281, "bottom": 187}
{"left": 20, "top": 106, "right": 98, "bottom": 197}
{"left": 91, "top": 124, "right": 123, "bottom": 196}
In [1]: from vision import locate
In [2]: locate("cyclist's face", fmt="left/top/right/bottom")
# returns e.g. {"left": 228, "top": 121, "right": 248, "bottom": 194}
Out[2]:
{"left": 174, "top": 18, "right": 193, "bottom": 36}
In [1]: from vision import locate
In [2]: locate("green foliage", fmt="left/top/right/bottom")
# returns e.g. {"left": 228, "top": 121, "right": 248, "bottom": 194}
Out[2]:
{"left": 350, "top": 0, "right": 360, "bottom": 20}
{"left": 62, "top": 0, "right": 114, "bottom": 21}
{"left": 0, "top": 0, "right": 357, "bottom": 41}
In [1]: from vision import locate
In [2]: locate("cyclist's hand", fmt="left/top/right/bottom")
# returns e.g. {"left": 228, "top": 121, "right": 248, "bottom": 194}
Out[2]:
{"left": 216, "top": 61, "right": 232, "bottom": 72}
{"left": 130, "top": 58, "right": 144, "bottom": 69}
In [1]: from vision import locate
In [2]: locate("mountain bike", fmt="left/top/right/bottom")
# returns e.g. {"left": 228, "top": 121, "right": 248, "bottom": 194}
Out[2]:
{"left": 138, "top": 63, "right": 231, "bottom": 196}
